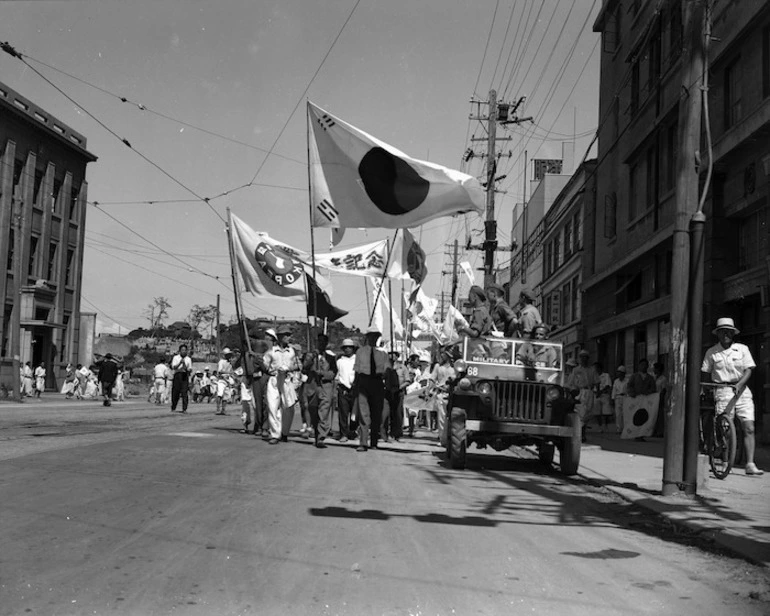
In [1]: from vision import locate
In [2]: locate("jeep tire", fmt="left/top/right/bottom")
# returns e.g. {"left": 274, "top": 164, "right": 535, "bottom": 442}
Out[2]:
{"left": 448, "top": 407, "right": 467, "bottom": 469}
{"left": 559, "top": 412, "right": 581, "bottom": 475}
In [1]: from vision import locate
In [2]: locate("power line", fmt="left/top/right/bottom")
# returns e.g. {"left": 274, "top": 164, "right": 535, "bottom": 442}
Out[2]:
{"left": 472, "top": 0, "right": 501, "bottom": 97}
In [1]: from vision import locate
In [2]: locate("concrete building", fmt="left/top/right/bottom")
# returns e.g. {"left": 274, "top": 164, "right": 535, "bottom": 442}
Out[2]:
{"left": 590, "top": 1, "right": 770, "bottom": 437}
{"left": 540, "top": 160, "right": 597, "bottom": 363}
{"left": 0, "top": 80, "right": 97, "bottom": 391}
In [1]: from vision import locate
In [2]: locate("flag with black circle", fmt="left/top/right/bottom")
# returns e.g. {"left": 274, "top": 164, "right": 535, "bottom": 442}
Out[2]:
{"left": 621, "top": 393, "right": 660, "bottom": 439}
{"left": 308, "top": 101, "right": 485, "bottom": 230}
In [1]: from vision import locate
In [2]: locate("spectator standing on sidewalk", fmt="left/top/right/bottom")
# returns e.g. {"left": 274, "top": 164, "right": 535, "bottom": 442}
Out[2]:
{"left": 22, "top": 362, "right": 34, "bottom": 397}
{"left": 611, "top": 366, "right": 628, "bottom": 433}
{"left": 335, "top": 338, "right": 358, "bottom": 442}
{"left": 701, "top": 317, "right": 764, "bottom": 476}
{"left": 566, "top": 349, "right": 598, "bottom": 442}
{"left": 34, "top": 363, "right": 46, "bottom": 397}
{"left": 353, "top": 326, "right": 388, "bottom": 452}
{"left": 627, "top": 358, "right": 656, "bottom": 397}
{"left": 652, "top": 361, "right": 668, "bottom": 437}
{"left": 594, "top": 362, "right": 613, "bottom": 432}
{"left": 152, "top": 359, "right": 169, "bottom": 405}
{"left": 215, "top": 348, "right": 234, "bottom": 415}
{"left": 382, "top": 352, "right": 410, "bottom": 443}
{"left": 429, "top": 348, "right": 456, "bottom": 442}
{"left": 170, "top": 344, "right": 193, "bottom": 413}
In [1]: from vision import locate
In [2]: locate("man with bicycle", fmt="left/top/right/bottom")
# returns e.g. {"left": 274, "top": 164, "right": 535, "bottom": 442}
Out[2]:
{"left": 701, "top": 317, "right": 764, "bottom": 476}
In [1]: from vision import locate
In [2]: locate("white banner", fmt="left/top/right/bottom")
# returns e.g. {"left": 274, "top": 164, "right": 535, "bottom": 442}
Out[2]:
{"left": 621, "top": 393, "right": 660, "bottom": 439}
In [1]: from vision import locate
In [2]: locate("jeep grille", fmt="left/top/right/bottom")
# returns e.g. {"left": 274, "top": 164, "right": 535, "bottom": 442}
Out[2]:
{"left": 491, "top": 381, "right": 549, "bottom": 423}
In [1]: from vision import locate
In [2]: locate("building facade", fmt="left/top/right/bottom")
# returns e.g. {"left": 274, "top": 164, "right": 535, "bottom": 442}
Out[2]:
{"left": 591, "top": 0, "right": 770, "bottom": 437}
{"left": 540, "top": 161, "right": 597, "bottom": 364}
{"left": 0, "top": 80, "right": 97, "bottom": 391}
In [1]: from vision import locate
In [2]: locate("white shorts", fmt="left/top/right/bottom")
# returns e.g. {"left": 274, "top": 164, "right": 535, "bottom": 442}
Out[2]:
{"left": 714, "top": 386, "right": 754, "bottom": 422}
{"left": 216, "top": 379, "right": 227, "bottom": 397}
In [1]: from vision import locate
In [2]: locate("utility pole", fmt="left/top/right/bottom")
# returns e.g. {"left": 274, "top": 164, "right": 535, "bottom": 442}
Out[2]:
{"left": 662, "top": 0, "right": 705, "bottom": 497}
{"left": 215, "top": 294, "right": 221, "bottom": 356}
{"left": 11, "top": 192, "right": 23, "bottom": 402}
{"left": 442, "top": 240, "right": 460, "bottom": 307}
{"left": 467, "top": 91, "right": 525, "bottom": 286}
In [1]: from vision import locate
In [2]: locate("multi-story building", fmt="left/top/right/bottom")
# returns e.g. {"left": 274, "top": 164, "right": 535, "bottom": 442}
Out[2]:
{"left": 590, "top": 1, "right": 770, "bottom": 437}
{"left": 540, "top": 160, "right": 597, "bottom": 363}
{"left": 0, "top": 80, "right": 97, "bottom": 391}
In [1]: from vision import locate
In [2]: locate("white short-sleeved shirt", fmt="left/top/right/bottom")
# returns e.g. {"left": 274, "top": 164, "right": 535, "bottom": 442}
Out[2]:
{"left": 701, "top": 342, "right": 756, "bottom": 384}
{"left": 336, "top": 355, "right": 356, "bottom": 389}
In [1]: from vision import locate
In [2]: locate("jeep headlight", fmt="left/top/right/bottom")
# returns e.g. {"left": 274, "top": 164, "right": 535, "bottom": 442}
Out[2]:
{"left": 458, "top": 377, "right": 472, "bottom": 390}
{"left": 546, "top": 385, "right": 562, "bottom": 402}
{"left": 453, "top": 359, "right": 467, "bottom": 374}
{"left": 476, "top": 381, "right": 493, "bottom": 396}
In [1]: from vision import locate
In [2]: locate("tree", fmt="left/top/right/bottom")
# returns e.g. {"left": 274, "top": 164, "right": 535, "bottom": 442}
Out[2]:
{"left": 142, "top": 297, "right": 172, "bottom": 336}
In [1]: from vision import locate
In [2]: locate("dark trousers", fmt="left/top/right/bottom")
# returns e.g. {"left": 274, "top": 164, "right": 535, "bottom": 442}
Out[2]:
{"left": 382, "top": 390, "right": 404, "bottom": 439}
{"left": 357, "top": 374, "right": 384, "bottom": 448}
{"left": 307, "top": 381, "right": 333, "bottom": 441}
{"left": 171, "top": 372, "right": 189, "bottom": 411}
{"left": 337, "top": 385, "right": 356, "bottom": 438}
{"left": 253, "top": 375, "right": 269, "bottom": 432}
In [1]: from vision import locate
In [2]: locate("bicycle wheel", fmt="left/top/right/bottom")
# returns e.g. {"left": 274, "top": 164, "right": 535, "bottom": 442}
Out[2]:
{"left": 709, "top": 413, "right": 737, "bottom": 479}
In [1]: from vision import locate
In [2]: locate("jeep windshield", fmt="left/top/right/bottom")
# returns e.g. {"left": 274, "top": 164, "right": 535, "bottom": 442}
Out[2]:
{"left": 462, "top": 336, "right": 563, "bottom": 385}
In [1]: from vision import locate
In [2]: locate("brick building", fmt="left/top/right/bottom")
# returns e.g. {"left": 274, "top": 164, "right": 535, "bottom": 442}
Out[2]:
{"left": 0, "top": 80, "right": 97, "bottom": 391}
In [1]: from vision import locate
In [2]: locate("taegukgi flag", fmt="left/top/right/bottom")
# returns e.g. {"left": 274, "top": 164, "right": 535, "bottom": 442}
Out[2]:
{"left": 308, "top": 101, "right": 485, "bottom": 230}
{"left": 621, "top": 393, "right": 660, "bottom": 440}
{"left": 387, "top": 229, "right": 427, "bottom": 284}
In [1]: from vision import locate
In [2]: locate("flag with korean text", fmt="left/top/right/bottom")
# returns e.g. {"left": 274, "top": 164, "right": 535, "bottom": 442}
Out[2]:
{"left": 315, "top": 238, "right": 389, "bottom": 278}
{"left": 308, "top": 101, "right": 484, "bottom": 230}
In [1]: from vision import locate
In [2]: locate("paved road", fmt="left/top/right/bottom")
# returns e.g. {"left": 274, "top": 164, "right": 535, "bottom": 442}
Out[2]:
{"left": 1, "top": 399, "right": 768, "bottom": 615}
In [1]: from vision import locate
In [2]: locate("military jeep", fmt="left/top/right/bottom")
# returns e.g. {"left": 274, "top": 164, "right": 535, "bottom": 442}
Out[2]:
{"left": 443, "top": 335, "right": 581, "bottom": 475}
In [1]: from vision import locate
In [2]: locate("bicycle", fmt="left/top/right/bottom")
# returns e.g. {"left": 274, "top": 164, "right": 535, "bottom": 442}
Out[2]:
{"left": 700, "top": 383, "right": 737, "bottom": 479}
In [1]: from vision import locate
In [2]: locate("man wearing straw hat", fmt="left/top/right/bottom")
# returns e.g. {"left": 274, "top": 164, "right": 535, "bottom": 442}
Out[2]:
{"left": 263, "top": 325, "right": 301, "bottom": 444}
{"left": 702, "top": 317, "right": 764, "bottom": 475}
{"left": 336, "top": 338, "right": 358, "bottom": 442}
{"left": 353, "top": 325, "right": 389, "bottom": 451}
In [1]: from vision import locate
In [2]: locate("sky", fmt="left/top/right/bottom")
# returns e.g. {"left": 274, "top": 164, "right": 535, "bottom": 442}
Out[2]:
{"left": 0, "top": 0, "right": 601, "bottom": 336}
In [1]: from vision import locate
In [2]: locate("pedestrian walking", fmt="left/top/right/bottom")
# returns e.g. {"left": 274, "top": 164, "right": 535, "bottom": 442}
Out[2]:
{"left": 151, "top": 359, "right": 169, "bottom": 405}
{"left": 429, "top": 348, "right": 456, "bottom": 445}
{"left": 263, "top": 325, "right": 302, "bottom": 444}
{"left": 701, "top": 317, "right": 764, "bottom": 476}
{"left": 304, "top": 333, "right": 337, "bottom": 448}
{"left": 335, "top": 338, "right": 358, "bottom": 442}
{"left": 381, "top": 352, "right": 410, "bottom": 442}
{"left": 215, "top": 348, "right": 234, "bottom": 415}
{"left": 97, "top": 353, "right": 120, "bottom": 407}
{"left": 170, "top": 344, "right": 193, "bottom": 413}
{"left": 237, "top": 367, "right": 257, "bottom": 434}
{"left": 594, "top": 362, "right": 613, "bottom": 432}
{"left": 353, "top": 325, "right": 388, "bottom": 452}
{"left": 652, "top": 361, "right": 668, "bottom": 437}
{"left": 22, "top": 362, "right": 34, "bottom": 397}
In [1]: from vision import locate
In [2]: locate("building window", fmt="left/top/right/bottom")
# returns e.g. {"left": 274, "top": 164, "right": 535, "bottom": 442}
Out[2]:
{"left": 1, "top": 304, "right": 12, "bottom": 356}
{"left": 573, "top": 211, "right": 581, "bottom": 252}
{"left": 564, "top": 221, "right": 573, "bottom": 259}
{"left": 33, "top": 169, "right": 44, "bottom": 207}
{"left": 545, "top": 241, "right": 552, "bottom": 277}
{"left": 664, "top": 122, "right": 677, "bottom": 191}
{"left": 47, "top": 242, "right": 58, "bottom": 282}
{"left": 549, "top": 290, "right": 561, "bottom": 327}
{"left": 629, "top": 163, "right": 641, "bottom": 221}
{"left": 603, "top": 4, "right": 621, "bottom": 54}
{"left": 562, "top": 280, "right": 572, "bottom": 324}
{"left": 762, "top": 26, "right": 770, "bottom": 98}
{"left": 630, "top": 61, "right": 640, "bottom": 115}
{"left": 6, "top": 228, "right": 14, "bottom": 272}
{"left": 725, "top": 57, "right": 742, "bottom": 129}
{"left": 28, "top": 235, "right": 39, "bottom": 278}
{"left": 612, "top": 97, "right": 620, "bottom": 142}
{"left": 604, "top": 193, "right": 617, "bottom": 239}
{"left": 571, "top": 275, "right": 580, "bottom": 322}
{"left": 668, "top": 2, "right": 682, "bottom": 64}
{"left": 738, "top": 208, "right": 769, "bottom": 271}
{"left": 70, "top": 183, "right": 81, "bottom": 221}
{"left": 646, "top": 146, "right": 657, "bottom": 210}
{"left": 553, "top": 233, "right": 561, "bottom": 271}
{"left": 65, "top": 248, "right": 76, "bottom": 286}
{"left": 52, "top": 178, "right": 62, "bottom": 214}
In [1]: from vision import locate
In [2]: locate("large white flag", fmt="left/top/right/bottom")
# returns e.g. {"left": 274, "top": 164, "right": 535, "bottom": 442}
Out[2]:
{"left": 370, "top": 278, "right": 405, "bottom": 339}
{"left": 315, "top": 239, "right": 389, "bottom": 278}
{"left": 408, "top": 286, "right": 439, "bottom": 335}
{"left": 308, "top": 101, "right": 484, "bottom": 230}
{"left": 230, "top": 213, "right": 321, "bottom": 302}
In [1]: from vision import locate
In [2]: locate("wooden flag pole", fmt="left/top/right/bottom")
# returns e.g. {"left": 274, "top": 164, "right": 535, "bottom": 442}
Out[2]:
{"left": 387, "top": 276, "right": 394, "bottom": 353}
{"left": 225, "top": 208, "right": 253, "bottom": 358}
{"left": 306, "top": 102, "right": 319, "bottom": 330}
{"left": 368, "top": 229, "right": 400, "bottom": 326}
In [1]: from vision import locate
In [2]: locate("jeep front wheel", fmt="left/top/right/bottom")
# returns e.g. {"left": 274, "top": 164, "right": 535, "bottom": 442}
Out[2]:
{"left": 559, "top": 413, "right": 581, "bottom": 475}
{"left": 448, "top": 407, "right": 467, "bottom": 469}
{"left": 538, "top": 442, "right": 555, "bottom": 466}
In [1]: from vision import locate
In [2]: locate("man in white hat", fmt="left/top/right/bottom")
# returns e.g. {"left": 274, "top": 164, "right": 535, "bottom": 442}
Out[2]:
{"left": 263, "top": 325, "right": 302, "bottom": 444}
{"left": 353, "top": 325, "right": 389, "bottom": 451}
{"left": 215, "top": 348, "right": 234, "bottom": 415}
{"left": 702, "top": 317, "right": 763, "bottom": 475}
{"left": 611, "top": 366, "right": 628, "bottom": 433}
{"left": 335, "top": 338, "right": 358, "bottom": 442}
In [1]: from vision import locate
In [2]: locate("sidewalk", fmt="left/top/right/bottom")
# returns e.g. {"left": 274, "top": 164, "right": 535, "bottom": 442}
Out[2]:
{"left": 576, "top": 430, "right": 770, "bottom": 566}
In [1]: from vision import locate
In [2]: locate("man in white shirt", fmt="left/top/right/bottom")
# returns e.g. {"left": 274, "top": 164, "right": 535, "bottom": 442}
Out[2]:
{"left": 152, "top": 359, "right": 170, "bottom": 404}
{"left": 263, "top": 326, "right": 301, "bottom": 444}
{"left": 216, "top": 348, "right": 234, "bottom": 415}
{"left": 335, "top": 338, "right": 358, "bottom": 442}
{"left": 170, "top": 344, "right": 193, "bottom": 413}
{"left": 611, "top": 366, "right": 628, "bottom": 434}
{"left": 701, "top": 317, "right": 763, "bottom": 476}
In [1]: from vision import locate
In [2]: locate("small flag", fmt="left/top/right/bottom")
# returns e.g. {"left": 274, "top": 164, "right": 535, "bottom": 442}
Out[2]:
{"left": 387, "top": 229, "right": 427, "bottom": 284}
{"left": 621, "top": 393, "right": 660, "bottom": 439}
{"left": 306, "top": 274, "right": 347, "bottom": 322}
{"left": 308, "top": 101, "right": 484, "bottom": 230}
{"left": 460, "top": 261, "right": 476, "bottom": 286}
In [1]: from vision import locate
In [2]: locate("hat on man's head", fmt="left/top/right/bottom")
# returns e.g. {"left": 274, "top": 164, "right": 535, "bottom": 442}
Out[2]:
{"left": 221, "top": 347, "right": 232, "bottom": 355}
{"left": 578, "top": 349, "right": 590, "bottom": 357}
{"left": 204, "top": 366, "right": 211, "bottom": 371}
{"left": 234, "top": 367, "right": 244, "bottom": 376}
{"left": 365, "top": 325, "right": 381, "bottom": 336}
{"left": 565, "top": 358, "right": 577, "bottom": 367}
{"left": 520, "top": 288, "right": 536, "bottom": 302}
{"left": 485, "top": 282, "right": 504, "bottom": 295}
{"left": 105, "top": 353, "right": 113, "bottom": 360}
{"left": 469, "top": 285, "right": 487, "bottom": 303}
{"left": 617, "top": 365, "right": 627, "bottom": 372}
{"left": 712, "top": 317, "right": 740, "bottom": 335}
{"left": 265, "top": 328, "right": 277, "bottom": 340}
{"left": 341, "top": 338, "right": 358, "bottom": 348}
{"left": 276, "top": 324, "right": 293, "bottom": 336}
